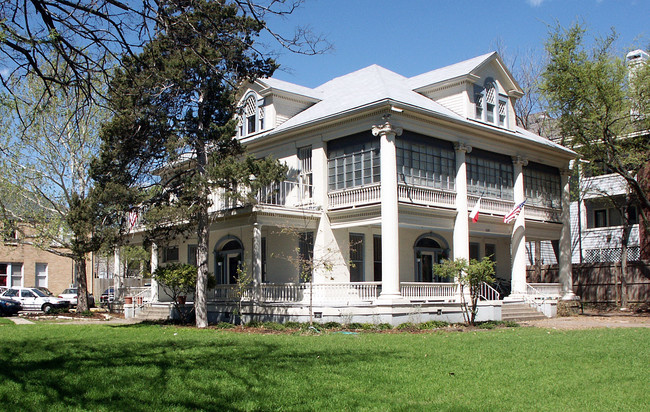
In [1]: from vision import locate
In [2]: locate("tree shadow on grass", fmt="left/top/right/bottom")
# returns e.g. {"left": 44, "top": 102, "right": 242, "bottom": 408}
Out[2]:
{"left": 0, "top": 325, "right": 395, "bottom": 411}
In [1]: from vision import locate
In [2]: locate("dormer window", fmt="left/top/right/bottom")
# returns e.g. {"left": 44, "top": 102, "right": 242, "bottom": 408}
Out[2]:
{"left": 240, "top": 93, "right": 264, "bottom": 136}
{"left": 474, "top": 78, "right": 508, "bottom": 127}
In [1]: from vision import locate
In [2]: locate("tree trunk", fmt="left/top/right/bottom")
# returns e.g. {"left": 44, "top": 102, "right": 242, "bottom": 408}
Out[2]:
{"left": 75, "top": 257, "right": 89, "bottom": 312}
{"left": 195, "top": 138, "right": 210, "bottom": 328}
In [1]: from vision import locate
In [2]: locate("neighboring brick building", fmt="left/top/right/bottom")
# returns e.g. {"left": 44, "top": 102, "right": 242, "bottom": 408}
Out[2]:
{"left": 1, "top": 229, "right": 90, "bottom": 295}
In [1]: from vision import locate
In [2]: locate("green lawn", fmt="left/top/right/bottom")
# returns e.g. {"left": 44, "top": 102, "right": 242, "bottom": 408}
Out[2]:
{"left": 0, "top": 323, "right": 647, "bottom": 411}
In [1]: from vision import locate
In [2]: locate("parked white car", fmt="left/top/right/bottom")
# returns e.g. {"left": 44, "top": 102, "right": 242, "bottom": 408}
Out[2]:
{"left": 1, "top": 287, "right": 69, "bottom": 313}
{"left": 58, "top": 288, "right": 95, "bottom": 307}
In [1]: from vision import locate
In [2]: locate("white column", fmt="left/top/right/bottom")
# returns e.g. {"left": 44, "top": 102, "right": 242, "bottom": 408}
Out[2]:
{"left": 252, "top": 222, "right": 262, "bottom": 302}
{"left": 372, "top": 119, "right": 402, "bottom": 299}
{"left": 312, "top": 142, "right": 329, "bottom": 209}
{"left": 510, "top": 156, "right": 528, "bottom": 297}
{"left": 559, "top": 169, "right": 577, "bottom": 300}
{"left": 453, "top": 143, "right": 471, "bottom": 261}
{"left": 150, "top": 243, "right": 159, "bottom": 302}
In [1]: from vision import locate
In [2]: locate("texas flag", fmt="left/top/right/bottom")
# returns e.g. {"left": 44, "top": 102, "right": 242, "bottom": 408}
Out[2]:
{"left": 469, "top": 197, "right": 481, "bottom": 223}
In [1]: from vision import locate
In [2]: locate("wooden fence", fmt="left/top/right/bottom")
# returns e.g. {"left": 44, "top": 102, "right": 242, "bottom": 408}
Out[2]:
{"left": 527, "top": 262, "right": 650, "bottom": 304}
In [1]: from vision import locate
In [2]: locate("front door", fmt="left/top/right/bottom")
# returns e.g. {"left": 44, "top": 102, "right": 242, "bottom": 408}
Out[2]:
{"left": 227, "top": 255, "right": 240, "bottom": 285}
{"left": 418, "top": 250, "right": 445, "bottom": 282}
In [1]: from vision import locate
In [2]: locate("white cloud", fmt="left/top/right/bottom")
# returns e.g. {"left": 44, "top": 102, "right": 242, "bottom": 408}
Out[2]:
{"left": 527, "top": 0, "right": 545, "bottom": 6}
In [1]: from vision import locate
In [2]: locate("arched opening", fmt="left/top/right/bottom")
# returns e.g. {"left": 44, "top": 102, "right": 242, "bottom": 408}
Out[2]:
{"left": 214, "top": 237, "right": 243, "bottom": 285}
{"left": 414, "top": 234, "right": 449, "bottom": 282}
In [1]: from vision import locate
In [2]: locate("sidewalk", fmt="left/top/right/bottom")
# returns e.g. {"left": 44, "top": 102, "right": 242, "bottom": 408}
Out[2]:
{"left": 8, "top": 317, "right": 34, "bottom": 325}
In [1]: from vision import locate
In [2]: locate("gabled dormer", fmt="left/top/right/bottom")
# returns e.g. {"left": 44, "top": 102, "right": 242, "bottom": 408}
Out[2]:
{"left": 409, "top": 52, "right": 523, "bottom": 131}
{"left": 235, "top": 78, "right": 321, "bottom": 139}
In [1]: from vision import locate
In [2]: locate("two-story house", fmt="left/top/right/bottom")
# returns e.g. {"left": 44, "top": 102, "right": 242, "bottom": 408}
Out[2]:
{"left": 131, "top": 52, "right": 577, "bottom": 324}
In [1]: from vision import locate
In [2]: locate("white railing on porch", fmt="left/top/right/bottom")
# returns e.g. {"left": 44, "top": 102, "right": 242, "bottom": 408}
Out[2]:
{"left": 479, "top": 282, "right": 501, "bottom": 301}
{"left": 468, "top": 195, "right": 513, "bottom": 215}
{"left": 526, "top": 283, "right": 562, "bottom": 298}
{"left": 398, "top": 184, "right": 456, "bottom": 208}
{"left": 328, "top": 184, "right": 381, "bottom": 209}
{"left": 210, "top": 282, "right": 381, "bottom": 303}
{"left": 208, "top": 180, "right": 314, "bottom": 213}
{"left": 525, "top": 205, "right": 561, "bottom": 222}
{"left": 208, "top": 282, "right": 475, "bottom": 303}
{"left": 400, "top": 282, "right": 458, "bottom": 300}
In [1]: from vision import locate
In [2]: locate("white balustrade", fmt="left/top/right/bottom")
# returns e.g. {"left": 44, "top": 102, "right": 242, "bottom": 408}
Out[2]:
{"left": 479, "top": 282, "right": 501, "bottom": 301}
{"left": 398, "top": 184, "right": 456, "bottom": 208}
{"left": 328, "top": 184, "right": 381, "bottom": 209}
{"left": 525, "top": 205, "right": 561, "bottom": 222}
{"left": 400, "top": 282, "right": 458, "bottom": 300}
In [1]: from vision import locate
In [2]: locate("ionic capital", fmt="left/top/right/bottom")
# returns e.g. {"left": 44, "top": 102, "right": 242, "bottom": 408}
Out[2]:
{"left": 454, "top": 142, "right": 472, "bottom": 153}
{"left": 372, "top": 121, "right": 403, "bottom": 138}
{"left": 512, "top": 156, "right": 528, "bottom": 167}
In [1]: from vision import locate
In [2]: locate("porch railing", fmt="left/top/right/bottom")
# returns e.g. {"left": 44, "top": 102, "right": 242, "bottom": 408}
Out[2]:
{"left": 328, "top": 184, "right": 380, "bottom": 209}
{"left": 208, "top": 180, "right": 314, "bottom": 213}
{"left": 525, "top": 205, "right": 561, "bottom": 222}
{"left": 210, "top": 282, "right": 381, "bottom": 303}
{"left": 526, "top": 283, "right": 562, "bottom": 298}
{"left": 398, "top": 184, "right": 456, "bottom": 208}
{"left": 479, "top": 282, "right": 501, "bottom": 301}
{"left": 400, "top": 282, "right": 457, "bottom": 300}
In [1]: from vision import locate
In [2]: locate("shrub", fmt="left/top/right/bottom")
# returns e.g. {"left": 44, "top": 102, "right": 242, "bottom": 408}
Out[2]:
{"left": 247, "top": 320, "right": 264, "bottom": 328}
{"left": 418, "top": 320, "right": 449, "bottom": 330}
{"left": 214, "top": 322, "right": 235, "bottom": 329}
{"left": 262, "top": 322, "right": 286, "bottom": 331}
{"left": 375, "top": 323, "right": 393, "bottom": 330}
{"left": 346, "top": 322, "right": 364, "bottom": 330}
{"left": 321, "top": 321, "right": 341, "bottom": 329}
{"left": 396, "top": 322, "right": 416, "bottom": 331}
{"left": 284, "top": 321, "right": 301, "bottom": 329}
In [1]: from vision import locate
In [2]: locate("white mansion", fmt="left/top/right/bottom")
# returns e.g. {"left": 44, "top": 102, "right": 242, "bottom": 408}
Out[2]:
{"left": 130, "top": 52, "right": 577, "bottom": 324}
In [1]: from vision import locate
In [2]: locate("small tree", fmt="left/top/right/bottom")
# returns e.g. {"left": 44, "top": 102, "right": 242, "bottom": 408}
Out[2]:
{"left": 233, "top": 263, "right": 254, "bottom": 325}
{"left": 434, "top": 257, "right": 496, "bottom": 326}
{"left": 153, "top": 263, "right": 198, "bottom": 324}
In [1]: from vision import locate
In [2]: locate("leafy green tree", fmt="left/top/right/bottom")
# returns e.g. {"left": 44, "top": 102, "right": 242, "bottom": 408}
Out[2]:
{"left": 540, "top": 23, "right": 650, "bottom": 260}
{"left": 0, "top": 69, "right": 125, "bottom": 312}
{"left": 93, "top": 0, "right": 287, "bottom": 328}
{"left": 434, "top": 257, "right": 496, "bottom": 325}
{"left": 153, "top": 263, "right": 200, "bottom": 324}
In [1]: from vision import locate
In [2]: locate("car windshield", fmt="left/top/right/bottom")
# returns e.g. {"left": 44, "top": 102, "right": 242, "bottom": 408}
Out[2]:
{"left": 62, "top": 289, "right": 77, "bottom": 294}
{"left": 38, "top": 288, "right": 53, "bottom": 296}
{"left": 32, "top": 289, "right": 48, "bottom": 297}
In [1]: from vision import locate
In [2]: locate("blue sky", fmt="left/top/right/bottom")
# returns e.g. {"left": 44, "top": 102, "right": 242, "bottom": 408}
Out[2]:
{"left": 263, "top": 0, "right": 650, "bottom": 88}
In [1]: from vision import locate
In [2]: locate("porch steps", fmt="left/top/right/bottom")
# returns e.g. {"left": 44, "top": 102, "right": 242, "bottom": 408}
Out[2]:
{"left": 501, "top": 302, "right": 547, "bottom": 321}
{"left": 134, "top": 303, "right": 172, "bottom": 321}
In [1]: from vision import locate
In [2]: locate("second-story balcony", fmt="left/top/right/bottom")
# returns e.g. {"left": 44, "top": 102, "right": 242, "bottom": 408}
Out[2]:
{"left": 327, "top": 183, "right": 562, "bottom": 223}
{"left": 208, "top": 180, "right": 316, "bottom": 213}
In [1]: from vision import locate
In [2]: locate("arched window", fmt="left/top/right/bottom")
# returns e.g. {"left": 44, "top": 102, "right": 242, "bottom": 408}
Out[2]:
{"left": 240, "top": 93, "right": 264, "bottom": 136}
{"left": 474, "top": 79, "right": 508, "bottom": 127}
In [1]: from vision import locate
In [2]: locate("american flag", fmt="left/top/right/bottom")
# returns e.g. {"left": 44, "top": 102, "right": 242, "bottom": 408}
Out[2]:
{"left": 503, "top": 200, "right": 526, "bottom": 224}
{"left": 128, "top": 209, "right": 139, "bottom": 231}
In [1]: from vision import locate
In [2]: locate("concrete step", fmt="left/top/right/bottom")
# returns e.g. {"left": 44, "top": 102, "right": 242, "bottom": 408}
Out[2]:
{"left": 502, "top": 302, "right": 547, "bottom": 321}
{"left": 134, "top": 304, "right": 171, "bottom": 320}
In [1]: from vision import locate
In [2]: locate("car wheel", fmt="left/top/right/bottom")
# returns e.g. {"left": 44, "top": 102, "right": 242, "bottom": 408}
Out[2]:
{"left": 42, "top": 303, "right": 53, "bottom": 313}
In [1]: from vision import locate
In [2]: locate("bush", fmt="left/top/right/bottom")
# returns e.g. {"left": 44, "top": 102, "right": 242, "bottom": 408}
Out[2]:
{"left": 375, "top": 323, "right": 393, "bottom": 330}
{"left": 346, "top": 322, "right": 364, "bottom": 330}
{"left": 262, "top": 322, "right": 286, "bottom": 331}
{"left": 396, "top": 322, "right": 416, "bottom": 331}
{"left": 321, "top": 321, "right": 341, "bottom": 330}
{"left": 246, "top": 320, "right": 263, "bottom": 328}
{"left": 418, "top": 320, "right": 449, "bottom": 330}
{"left": 214, "top": 322, "right": 235, "bottom": 329}
{"left": 475, "top": 320, "right": 519, "bottom": 329}
{"left": 284, "top": 321, "right": 301, "bottom": 329}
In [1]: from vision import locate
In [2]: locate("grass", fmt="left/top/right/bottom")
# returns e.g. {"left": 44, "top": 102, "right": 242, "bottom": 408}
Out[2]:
{"left": 0, "top": 323, "right": 648, "bottom": 411}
